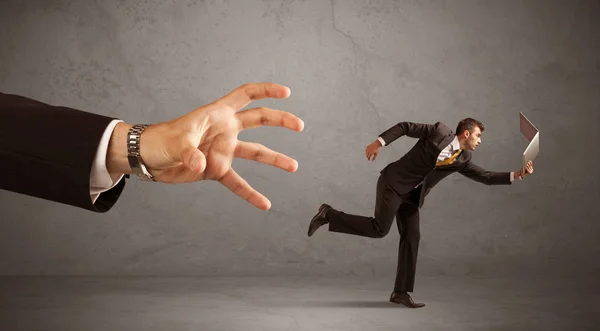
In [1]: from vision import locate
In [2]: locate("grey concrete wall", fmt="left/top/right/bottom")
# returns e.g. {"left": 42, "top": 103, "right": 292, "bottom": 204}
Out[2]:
{"left": 0, "top": 0, "right": 598, "bottom": 277}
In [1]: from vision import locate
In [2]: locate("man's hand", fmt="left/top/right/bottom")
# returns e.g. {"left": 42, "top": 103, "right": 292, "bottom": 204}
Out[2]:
{"left": 518, "top": 160, "right": 534, "bottom": 179}
{"left": 366, "top": 140, "right": 382, "bottom": 161}
{"left": 107, "top": 82, "right": 304, "bottom": 211}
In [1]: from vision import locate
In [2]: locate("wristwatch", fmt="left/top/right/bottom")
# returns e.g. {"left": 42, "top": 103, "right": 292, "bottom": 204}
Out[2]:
{"left": 127, "top": 124, "right": 155, "bottom": 182}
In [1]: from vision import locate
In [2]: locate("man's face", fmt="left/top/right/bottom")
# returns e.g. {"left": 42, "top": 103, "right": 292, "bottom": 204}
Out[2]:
{"left": 465, "top": 126, "right": 482, "bottom": 151}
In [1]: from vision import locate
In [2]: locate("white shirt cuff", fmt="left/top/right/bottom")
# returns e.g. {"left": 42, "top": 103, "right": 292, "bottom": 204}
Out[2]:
{"left": 377, "top": 136, "right": 386, "bottom": 146}
{"left": 90, "top": 119, "right": 125, "bottom": 204}
{"left": 510, "top": 172, "right": 514, "bottom": 182}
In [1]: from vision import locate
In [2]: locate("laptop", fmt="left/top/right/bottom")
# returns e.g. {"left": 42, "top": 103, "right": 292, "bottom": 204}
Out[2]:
{"left": 519, "top": 112, "right": 539, "bottom": 171}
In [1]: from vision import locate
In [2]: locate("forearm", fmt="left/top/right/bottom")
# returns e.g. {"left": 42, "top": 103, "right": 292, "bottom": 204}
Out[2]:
{"left": 0, "top": 92, "right": 125, "bottom": 211}
{"left": 511, "top": 169, "right": 525, "bottom": 182}
{"left": 379, "top": 121, "right": 434, "bottom": 145}
{"left": 379, "top": 122, "right": 408, "bottom": 145}
{"left": 460, "top": 162, "right": 512, "bottom": 185}
{"left": 485, "top": 171, "right": 513, "bottom": 185}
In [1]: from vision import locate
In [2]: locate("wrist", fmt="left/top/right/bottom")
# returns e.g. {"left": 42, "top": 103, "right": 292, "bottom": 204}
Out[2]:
{"left": 106, "top": 122, "right": 134, "bottom": 176}
{"left": 516, "top": 170, "right": 523, "bottom": 180}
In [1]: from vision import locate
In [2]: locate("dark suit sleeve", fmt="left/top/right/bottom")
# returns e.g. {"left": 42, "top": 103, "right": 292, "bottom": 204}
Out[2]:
{"left": 458, "top": 160, "right": 512, "bottom": 185}
{"left": 378, "top": 121, "right": 437, "bottom": 145}
{"left": 0, "top": 92, "right": 127, "bottom": 212}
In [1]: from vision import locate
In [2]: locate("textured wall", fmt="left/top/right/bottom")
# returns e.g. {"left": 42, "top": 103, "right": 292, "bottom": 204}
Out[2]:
{"left": 0, "top": 0, "right": 598, "bottom": 277}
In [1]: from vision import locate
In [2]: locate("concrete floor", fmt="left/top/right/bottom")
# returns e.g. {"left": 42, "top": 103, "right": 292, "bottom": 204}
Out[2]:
{"left": 0, "top": 275, "right": 598, "bottom": 331}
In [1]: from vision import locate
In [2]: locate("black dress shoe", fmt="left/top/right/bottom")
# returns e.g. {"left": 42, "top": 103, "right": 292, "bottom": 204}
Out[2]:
{"left": 389, "top": 291, "right": 425, "bottom": 308}
{"left": 308, "top": 203, "right": 332, "bottom": 237}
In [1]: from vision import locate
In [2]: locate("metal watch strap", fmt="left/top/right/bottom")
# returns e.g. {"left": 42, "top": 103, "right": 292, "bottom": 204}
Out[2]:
{"left": 127, "top": 124, "right": 155, "bottom": 182}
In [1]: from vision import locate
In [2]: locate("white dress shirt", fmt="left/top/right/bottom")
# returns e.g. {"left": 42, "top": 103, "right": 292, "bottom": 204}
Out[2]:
{"left": 89, "top": 119, "right": 125, "bottom": 204}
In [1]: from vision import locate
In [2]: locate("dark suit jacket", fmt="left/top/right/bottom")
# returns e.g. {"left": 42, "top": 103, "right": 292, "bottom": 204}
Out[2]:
{"left": 0, "top": 92, "right": 126, "bottom": 212}
{"left": 378, "top": 121, "right": 511, "bottom": 207}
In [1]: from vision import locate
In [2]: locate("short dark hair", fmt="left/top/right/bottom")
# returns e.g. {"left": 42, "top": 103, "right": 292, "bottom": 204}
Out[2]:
{"left": 456, "top": 118, "right": 484, "bottom": 135}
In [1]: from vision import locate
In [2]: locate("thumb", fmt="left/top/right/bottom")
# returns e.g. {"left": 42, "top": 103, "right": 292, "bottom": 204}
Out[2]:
{"left": 181, "top": 147, "right": 206, "bottom": 173}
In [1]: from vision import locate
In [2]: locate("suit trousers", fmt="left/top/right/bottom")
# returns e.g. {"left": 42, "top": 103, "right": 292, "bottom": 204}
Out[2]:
{"left": 327, "top": 174, "right": 421, "bottom": 292}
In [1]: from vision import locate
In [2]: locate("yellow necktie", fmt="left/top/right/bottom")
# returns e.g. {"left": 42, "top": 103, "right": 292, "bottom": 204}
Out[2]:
{"left": 436, "top": 149, "right": 462, "bottom": 167}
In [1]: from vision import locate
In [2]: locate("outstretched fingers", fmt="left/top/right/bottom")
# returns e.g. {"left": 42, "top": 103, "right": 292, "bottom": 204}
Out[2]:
{"left": 218, "top": 168, "right": 271, "bottom": 210}
{"left": 217, "top": 82, "right": 291, "bottom": 111}
{"left": 236, "top": 106, "right": 304, "bottom": 132}
{"left": 235, "top": 141, "right": 298, "bottom": 172}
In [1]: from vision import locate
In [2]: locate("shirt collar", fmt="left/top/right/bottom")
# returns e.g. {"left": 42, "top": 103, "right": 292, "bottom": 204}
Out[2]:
{"left": 450, "top": 135, "right": 460, "bottom": 151}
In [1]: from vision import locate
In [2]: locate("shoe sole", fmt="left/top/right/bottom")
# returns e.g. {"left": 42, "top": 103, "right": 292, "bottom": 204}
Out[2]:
{"left": 389, "top": 299, "right": 425, "bottom": 308}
